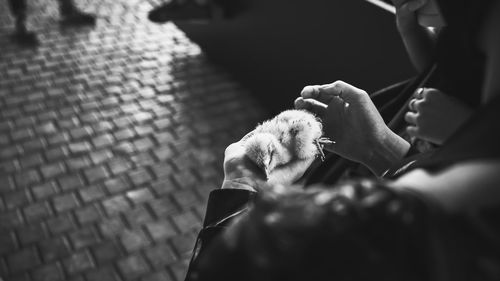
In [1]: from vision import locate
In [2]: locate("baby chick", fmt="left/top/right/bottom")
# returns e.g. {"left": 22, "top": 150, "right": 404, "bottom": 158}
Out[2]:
{"left": 241, "top": 109, "right": 334, "bottom": 182}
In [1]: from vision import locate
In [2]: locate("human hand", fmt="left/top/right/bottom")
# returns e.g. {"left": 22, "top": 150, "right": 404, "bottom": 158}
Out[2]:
{"left": 295, "top": 81, "right": 410, "bottom": 175}
{"left": 390, "top": 0, "right": 428, "bottom": 30}
{"left": 405, "top": 88, "right": 473, "bottom": 145}
{"left": 222, "top": 141, "right": 266, "bottom": 192}
{"left": 222, "top": 134, "right": 316, "bottom": 191}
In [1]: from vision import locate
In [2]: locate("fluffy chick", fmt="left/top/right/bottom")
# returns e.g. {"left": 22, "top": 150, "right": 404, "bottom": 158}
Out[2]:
{"left": 242, "top": 109, "right": 333, "bottom": 181}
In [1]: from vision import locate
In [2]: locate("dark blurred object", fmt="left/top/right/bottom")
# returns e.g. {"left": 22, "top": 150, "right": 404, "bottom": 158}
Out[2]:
{"left": 176, "top": 0, "right": 415, "bottom": 114}
{"left": 148, "top": 0, "right": 244, "bottom": 23}
{"left": 187, "top": 182, "right": 435, "bottom": 281}
{"left": 7, "top": 0, "right": 95, "bottom": 46}
{"left": 149, "top": 1, "right": 212, "bottom": 22}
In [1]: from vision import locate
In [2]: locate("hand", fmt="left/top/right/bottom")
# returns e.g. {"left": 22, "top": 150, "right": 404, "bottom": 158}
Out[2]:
{"left": 295, "top": 81, "right": 410, "bottom": 175}
{"left": 222, "top": 141, "right": 266, "bottom": 192}
{"left": 405, "top": 88, "right": 473, "bottom": 145}
{"left": 390, "top": 0, "right": 428, "bottom": 31}
{"left": 222, "top": 135, "right": 316, "bottom": 191}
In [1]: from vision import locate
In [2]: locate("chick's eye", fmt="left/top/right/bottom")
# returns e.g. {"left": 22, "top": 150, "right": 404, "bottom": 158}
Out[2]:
{"left": 268, "top": 150, "right": 274, "bottom": 165}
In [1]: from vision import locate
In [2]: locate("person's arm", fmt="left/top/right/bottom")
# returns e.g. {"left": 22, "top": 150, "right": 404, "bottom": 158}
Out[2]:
{"left": 391, "top": 0, "right": 438, "bottom": 72}
{"left": 393, "top": 160, "right": 500, "bottom": 212}
{"left": 186, "top": 138, "right": 314, "bottom": 280}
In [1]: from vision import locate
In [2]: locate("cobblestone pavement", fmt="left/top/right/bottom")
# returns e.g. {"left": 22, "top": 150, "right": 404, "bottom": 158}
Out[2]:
{"left": 0, "top": 1, "right": 267, "bottom": 280}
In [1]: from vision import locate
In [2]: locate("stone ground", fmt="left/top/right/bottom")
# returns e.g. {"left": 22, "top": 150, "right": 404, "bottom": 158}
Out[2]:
{"left": 0, "top": 1, "right": 267, "bottom": 280}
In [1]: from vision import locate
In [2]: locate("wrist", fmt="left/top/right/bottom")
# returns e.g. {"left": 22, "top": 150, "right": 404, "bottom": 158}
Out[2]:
{"left": 363, "top": 130, "right": 411, "bottom": 176}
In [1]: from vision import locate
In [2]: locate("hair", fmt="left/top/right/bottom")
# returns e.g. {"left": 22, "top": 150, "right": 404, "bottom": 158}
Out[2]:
{"left": 189, "top": 181, "right": 434, "bottom": 281}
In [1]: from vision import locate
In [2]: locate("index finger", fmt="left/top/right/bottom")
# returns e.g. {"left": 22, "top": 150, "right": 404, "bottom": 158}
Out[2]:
{"left": 301, "top": 80, "right": 366, "bottom": 104}
{"left": 301, "top": 82, "right": 343, "bottom": 104}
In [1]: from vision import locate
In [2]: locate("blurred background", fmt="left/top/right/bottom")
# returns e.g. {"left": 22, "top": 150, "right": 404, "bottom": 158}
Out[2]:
{"left": 0, "top": 0, "right": 413, "bottom": 281}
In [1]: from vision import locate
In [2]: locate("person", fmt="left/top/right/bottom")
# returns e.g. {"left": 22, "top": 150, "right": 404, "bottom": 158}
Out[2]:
{"left": 184, "top": 0, "right": 500, "bottom": 280}
{"left": 148, "top": 0, "right": 241, "bottom": 23}
{"left": 391, "top": 0, "right": 484, "bottom": 146}
{"left": 7, "top": 0, "right": 95, "bottom": 46}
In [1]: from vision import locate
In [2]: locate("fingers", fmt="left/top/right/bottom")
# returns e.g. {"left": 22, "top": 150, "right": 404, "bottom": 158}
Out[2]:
{"left": 300, "top": 80, "right": 367, "bottom": 104}
{"left": 294, "top": 97, "right": 327, "bottom": 117}
{"left": 404, "top": 111, "right": 418, "bottom": 125}
{"left": 406, "top": 125, "right": 419, "bottom": 138}
{"left": 408, "top": 87, "right": 430, "bottom": 112}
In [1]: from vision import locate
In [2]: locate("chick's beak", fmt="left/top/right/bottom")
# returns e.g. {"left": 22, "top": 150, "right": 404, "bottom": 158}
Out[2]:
{"left": 264, "top": 167, "right": 270, "bottom": 180}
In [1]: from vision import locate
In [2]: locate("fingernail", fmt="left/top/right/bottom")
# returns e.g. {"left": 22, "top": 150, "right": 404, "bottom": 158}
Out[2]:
{"left": 294, "top": 98, "right": 305, "bottom": 108}
{"left": 301, "top": 86, "right": 318, "bottom": 98}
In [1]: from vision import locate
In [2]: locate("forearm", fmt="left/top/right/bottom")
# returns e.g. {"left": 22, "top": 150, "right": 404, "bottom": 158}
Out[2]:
{"left": 398, "top": 22, "right": 438, "bottom": 72}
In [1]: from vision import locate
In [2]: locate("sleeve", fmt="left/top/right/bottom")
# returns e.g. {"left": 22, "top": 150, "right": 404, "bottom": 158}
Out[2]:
{"left": 184, "top": 188, "right": 256, "bottom": 281}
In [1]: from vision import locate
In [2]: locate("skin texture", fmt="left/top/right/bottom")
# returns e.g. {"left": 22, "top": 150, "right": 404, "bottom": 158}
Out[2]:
{"left": 295, "top": 81, "right": 410, "bottom": 176}
{"left": 405, "top": 88, "right": 473, "bottom": 145}
{"left": 391, "top": 0, "right": 439, "bottom": 71}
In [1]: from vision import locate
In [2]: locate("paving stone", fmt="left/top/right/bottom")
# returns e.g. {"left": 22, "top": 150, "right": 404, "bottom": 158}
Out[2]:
{"left": 74, "top": 204, "right": 102, "bottom": 225}
{"left": 0, "top": 1, "right": 267, "bottom": 279}
{"left": 84, "top": 165, "right": 110, "bottom": 184}
{"left": 52, "top": 193, "right": 79, "bottom": 213}
{"left": 23, "top": 202, "right": 51, "bottom": 222}
{"left": 78, "top": 185, "right": 106, "bottom": 203}
{"left": 98, "top": 218, "right": 126, "bottom": 238}
{"left": 32, "top": 262, "right": 64, "bottom": 281}
{"left": 89, "top": 149, "right": 113, "bottom": 165}
{"left": 14, "top": 170, "right": 41, "bottom": 188}
{"left": 68, "top": 226, "right": 100, "bottom": 249}
{"left": 141, "top": 270, "right": 175, "bottom": 281}
{"left": 170, "top": 189, "right": 200, "bottom": 208}
{"left": 39, "top": 237, "right": 71, "bottom": 262}
{"left": 85, "top": 266, "right": 120, "bottom": 281}
{"left": 171, "top": 211, "right": 202, "bottom": 234}
{"left": 3, "top": 190, "right": 31, "bottom": 209}
{"left": 102, "top": 195, "right": 131, "bottom": 215}
{"left": 92, "top": 133, "right": 115, "bottom": 149}
{"left": 7, "top": 248, "right": 41, "bottom": 274}
{"left": 19, "top": 153, "right": 44, "bottom": 169}
{"left": 170, "top": 233, "right": 197, "bottom": 259}
{"left": 144, "top": 244, "right": 177, "bottom": 268}
{"left": 91, "top": 241, "right": 123, "bottom": 265}
{"left": 126, "top": 188, "right": 155, "bottom": 205}
{"left": 65, "top": 157, "right": 92, "bottom": 171}
{"left": 17, "top": 223, "right": 47, "bottom": 246}
{"left": 45, "top": 214, "right": 75, "bottom": 235}
{"left": 31, "top": 182, "right": 58, "bottom": 201}
{"left": 107, "top": 158, "right": 133, "bottom": 176}
{"left": 0, "top": 232, "right": 17, "bottom": 255}
{"left": 68, "top": 142, "right": 92, "bottom": 155}
{"left": 145, "top": 221, "right": 177, "bottom": 242}
{"left": 103, "top": 176, "right": 131, "bottom": 194}
{"left": 44, "top": 145, "right": 69, "bottom": 162}
{"left": 63, "top": 251, "right": 94, "bottom": 275}
{"left": 148, "top": 197, "right": 179, "bottom": 217}
{"left": 120, "top": 229, "right": 151, "bottom": 253}
{"left": 124, "top": 206, "right": 154, "bottom": 226}
{"left": 127, "top": 168, "right": 153, "bottom": 187}
{"left": 117, "top": 254, "right": 150, "bottom": 280}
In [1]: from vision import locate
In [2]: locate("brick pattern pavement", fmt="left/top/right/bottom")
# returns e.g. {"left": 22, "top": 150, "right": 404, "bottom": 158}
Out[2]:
{"left": 0, "top": 1, "right": 267, "bottom": 280}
